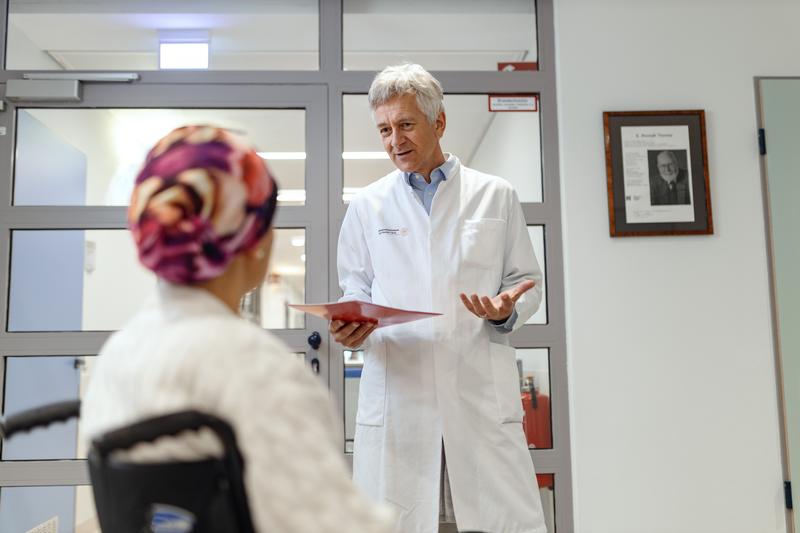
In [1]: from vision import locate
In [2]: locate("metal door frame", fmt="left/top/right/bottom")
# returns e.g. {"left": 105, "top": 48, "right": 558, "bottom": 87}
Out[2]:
{"left": 0, "top": 1, "right": 573, "bottom": 530}
{"left": 0, "top": 82, "right": 331, "bottom": 487}
{"left": 755, "top": 76, "right": 800, "bottom": 533}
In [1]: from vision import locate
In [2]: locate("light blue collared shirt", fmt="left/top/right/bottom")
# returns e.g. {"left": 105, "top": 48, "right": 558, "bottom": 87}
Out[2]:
{"left": 404, "top": 155, "right": 518, "bottom": 333}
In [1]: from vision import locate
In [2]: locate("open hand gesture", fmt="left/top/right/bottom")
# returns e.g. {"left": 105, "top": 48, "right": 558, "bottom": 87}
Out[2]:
{"left": 459, "top": 280, "right": 536, "bottom": 322}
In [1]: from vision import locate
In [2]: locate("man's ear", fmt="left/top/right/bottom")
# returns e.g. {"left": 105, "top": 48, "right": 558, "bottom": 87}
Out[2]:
{"left": 436, "top": 111, "right": 446, "bottom": 137}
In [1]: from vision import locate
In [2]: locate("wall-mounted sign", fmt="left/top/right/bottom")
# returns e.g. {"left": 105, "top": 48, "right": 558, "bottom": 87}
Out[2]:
{"left": 498, "top": 61, "right": 538, "bottom": 71}
{"left": 488, "top": 94, "right": 538, "bottom": 112}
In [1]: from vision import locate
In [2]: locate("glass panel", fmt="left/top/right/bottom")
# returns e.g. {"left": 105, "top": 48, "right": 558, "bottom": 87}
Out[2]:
{"left": 0, "top": 485, "right": 97, "bottom": 533}
{"left": 343, "top": 0, "right": 537, "bottom": 71}
{"left": 526, "top": 226, "right": 547, "bottom": 324}
{"left": 6, "top": 1, "right": 318, "bottom": 71}
{"left": 8, "top": 229, "right": 303, "bottom": 332}
{"left": 343, "top": 349, "right": 364, "bottom": 453}
{"left": 2, "top": 356, "right": 94, "bottom": 460}
{"left": 14, "top": 108, "right": 306, "bottom": 207}
{"left": 343, "top": 94, "right": 542, "bottom": 203}
{"left": 536, "top": 473, "right": 556, "bottom": 533}
{"left": 8, "top": 230, "right": 155, "bottom": 332}
{"left": 516, "top": 348, "right": 551, "bottom": 450}
{"left": 259, "top": 228, "right": 306, "bottom": 329}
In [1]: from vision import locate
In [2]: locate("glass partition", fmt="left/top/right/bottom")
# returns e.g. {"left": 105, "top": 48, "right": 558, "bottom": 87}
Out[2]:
{"left": 0, "top": 485, "right": 97, "bottom": 533}
{"left": 14, "top": 108, "right": 306, "bottom": 207}
{"left": 527, "top": 226, "right": 547, "bottom": 325}
{"left": 343, "top": 0, "right": 538, "bottom": 71}
{"left": 6, "top": 0, "right": 319, "bottom": 71}
{"left": 1, "top": 356, "right": 94, "bottom": 461}
{"left": 9, "top": 229, "right": 305, "bottom": 332}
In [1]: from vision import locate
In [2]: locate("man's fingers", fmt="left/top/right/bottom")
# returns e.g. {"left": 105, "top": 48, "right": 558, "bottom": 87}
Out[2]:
{"left": 470, "top": 294, "right": 487, "bottom": 316}
{"left": 329, "top": 320, "right": 346, "bottom": 333}
{"left": 460, "top": 293, "right": 477, "bottom": 315}
{"left": 480, "top": 296, "right": 499, "bottom": 318}
{"left": 510, "top": 280, "right": 536, "bottom": 302}
{"left": 348, "top": 322, "right": 377, "bottom": 347}
{"left": 495, "top": 292, "right": 514, "bottom": 316}
{"left": 333, "top": 321, "right": 361, "bottom": 342}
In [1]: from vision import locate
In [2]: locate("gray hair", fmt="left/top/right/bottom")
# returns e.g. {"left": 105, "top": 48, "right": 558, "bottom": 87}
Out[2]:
{"left": 368, "top": 63, "right": 444, "bottom": 124}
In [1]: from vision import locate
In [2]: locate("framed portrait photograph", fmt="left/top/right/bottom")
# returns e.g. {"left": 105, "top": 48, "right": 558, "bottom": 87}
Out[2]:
{"left": 603, "top": 110, "right": 713, "bottom": 237}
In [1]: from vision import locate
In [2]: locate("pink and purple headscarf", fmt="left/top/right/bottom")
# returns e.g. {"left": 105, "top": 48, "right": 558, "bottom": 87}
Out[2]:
{"left": 128, "top": 125, "right": 278, "bottom": 284}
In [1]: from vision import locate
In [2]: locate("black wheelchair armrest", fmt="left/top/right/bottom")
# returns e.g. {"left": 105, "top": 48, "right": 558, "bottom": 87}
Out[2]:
{"left": 91, "top": 410, "right": 240, "bottom": 460}
{"left": 0, "top": 400, "right": 81, "bottom": 439}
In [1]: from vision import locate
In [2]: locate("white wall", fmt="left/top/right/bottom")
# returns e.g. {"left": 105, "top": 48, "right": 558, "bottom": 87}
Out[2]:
{"left": 554, "top": 1, "right": 796, "bottom": 532}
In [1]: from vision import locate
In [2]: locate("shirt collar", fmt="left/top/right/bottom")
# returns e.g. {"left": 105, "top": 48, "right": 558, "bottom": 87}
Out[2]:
{"left": 404, "top": 153, "right": 456, "bottom": 190}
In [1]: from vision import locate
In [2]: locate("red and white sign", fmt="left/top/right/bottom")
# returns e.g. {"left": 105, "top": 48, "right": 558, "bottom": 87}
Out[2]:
{"left": 488, "top": 94, "right": 538, "bottom": 112}
{"left": 498, "top": 61, "right": 538, "bottom": 72}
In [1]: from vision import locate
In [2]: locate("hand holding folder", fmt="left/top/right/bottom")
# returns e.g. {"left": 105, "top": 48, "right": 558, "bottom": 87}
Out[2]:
{"left": 288, "top": 301, "right": 441, "bottom": 329}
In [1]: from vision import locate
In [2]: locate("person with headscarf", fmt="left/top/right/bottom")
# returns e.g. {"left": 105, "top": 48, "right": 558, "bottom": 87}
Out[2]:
{"left": 82, "top": 125, "right": 392, "bottom": 533}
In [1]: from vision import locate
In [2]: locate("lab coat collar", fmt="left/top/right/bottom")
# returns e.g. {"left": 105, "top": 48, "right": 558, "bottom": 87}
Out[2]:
{"left": 403, "top": 153, "right": 459, "bottom": 187}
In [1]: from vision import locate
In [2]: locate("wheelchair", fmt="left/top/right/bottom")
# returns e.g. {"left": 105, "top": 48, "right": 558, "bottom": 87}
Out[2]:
{"left": 0, "top": 400, "right": 255, "bottom": 533}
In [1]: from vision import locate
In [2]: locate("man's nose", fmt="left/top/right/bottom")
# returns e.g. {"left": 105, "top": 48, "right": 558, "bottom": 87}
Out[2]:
{"left": 390, "top": 129, "right": 405, "bottom": 150}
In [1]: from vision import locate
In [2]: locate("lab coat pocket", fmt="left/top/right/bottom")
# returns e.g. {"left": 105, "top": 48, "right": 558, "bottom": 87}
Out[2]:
{"left": 356, "top": 339, "right": 387, "bottom": 427}
{"left": 489, "top": 342, "right": 524, "bottom": 424}
{"left": 461, "top": 218, "right": 506, "bottom": 269}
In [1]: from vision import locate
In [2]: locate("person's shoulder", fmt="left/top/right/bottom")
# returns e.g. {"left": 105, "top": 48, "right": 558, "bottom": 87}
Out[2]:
{"left": 459, "top": 164, "right": 517, "bottom": 199}
{"left": 349, "top": 169, "right": 402, "bottom": 208}
{"left": 460, "top": 164, "right": 512, "bottom": 189}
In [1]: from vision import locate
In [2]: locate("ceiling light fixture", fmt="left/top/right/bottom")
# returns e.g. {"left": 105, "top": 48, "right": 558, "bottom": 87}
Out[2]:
{"left": 159, "top": 30, "right": 209, "bottom": 70}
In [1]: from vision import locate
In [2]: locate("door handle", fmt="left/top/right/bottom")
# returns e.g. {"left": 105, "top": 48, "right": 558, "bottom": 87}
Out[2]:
{"left": 307, "top": 331, "right": 321, "bottom": 374}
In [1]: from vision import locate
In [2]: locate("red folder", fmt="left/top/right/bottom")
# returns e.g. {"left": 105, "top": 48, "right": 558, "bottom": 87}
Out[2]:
{"left": 288, "top": 301, "right": 441, "bottom": 328}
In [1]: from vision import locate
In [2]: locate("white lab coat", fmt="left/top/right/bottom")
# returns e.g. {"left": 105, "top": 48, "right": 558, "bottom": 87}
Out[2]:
{"left": 82, "top": 283, "right": 393, "bottom": 533}
{"left": 338, "top": 157, "right": 547, "bottom": 533}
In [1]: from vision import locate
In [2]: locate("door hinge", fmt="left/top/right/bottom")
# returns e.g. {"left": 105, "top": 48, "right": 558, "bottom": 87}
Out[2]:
{"left": 785, "top": 480, "right": 793, "bottom": 510}
{"left": 758, "top": 128, "right": 767, "bottom": 156}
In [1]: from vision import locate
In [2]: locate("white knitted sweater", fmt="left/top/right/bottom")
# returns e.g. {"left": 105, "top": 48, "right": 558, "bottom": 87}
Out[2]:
{"left": 82, "top": 283, "right": 393, "bottom": 533}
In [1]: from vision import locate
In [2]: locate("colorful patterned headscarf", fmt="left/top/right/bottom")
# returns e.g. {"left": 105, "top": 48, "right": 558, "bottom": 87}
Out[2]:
{"left": 128, "top": 125, "right": 278, "bottom": 284}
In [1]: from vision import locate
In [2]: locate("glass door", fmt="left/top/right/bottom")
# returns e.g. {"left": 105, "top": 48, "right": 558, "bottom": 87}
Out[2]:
{"left": 759, "top": 77, "right": 800, "bottom": 533}
{"left": 0, "top": 82, "right": 329, "bottom": 532}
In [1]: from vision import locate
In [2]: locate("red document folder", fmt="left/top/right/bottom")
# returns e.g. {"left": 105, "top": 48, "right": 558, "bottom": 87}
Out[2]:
{"left": 288, "top": 301, "right": 441, "bottom": 328}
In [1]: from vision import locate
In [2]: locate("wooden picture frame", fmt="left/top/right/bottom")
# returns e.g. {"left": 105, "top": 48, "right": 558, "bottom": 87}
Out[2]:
{"left": 603, "top": 110, "right": 713, "bottom": 237}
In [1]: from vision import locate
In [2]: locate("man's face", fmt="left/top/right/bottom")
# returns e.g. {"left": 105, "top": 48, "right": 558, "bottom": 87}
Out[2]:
{"left": 373, "top": 93, "right": 445, "bottom": 176}
{"left": 657, "top": 152, "right": 679, "bottom": 182}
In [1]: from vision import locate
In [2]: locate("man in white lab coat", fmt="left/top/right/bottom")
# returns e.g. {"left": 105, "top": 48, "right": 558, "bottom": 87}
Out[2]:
{"left": 333, "top": 63, "right": 547, "bottom": 533}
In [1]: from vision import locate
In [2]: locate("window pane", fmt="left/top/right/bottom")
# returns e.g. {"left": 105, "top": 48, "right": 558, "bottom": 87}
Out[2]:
{"left": 343, "top": 349, "right": 363, "bottom": 453}
{"left": 6, "top": 1, "right": 318, "bottom": 71}
{"left": 527, "top": 226, "right": 547, "bottom": 324}
{"left": 517, "top": 348, "right": 551, "bottom": 450}
{"left": 8, "top": 230, "right": 155, "bottom": 332}
{"left": 9, "top": 229, "right": 305, "bottom": 332}
{"left": 258, "top": 229, "right": 306, "bottom": 329}
{"left": 343, "top": 94, "right": 542, "bottom": 203}
{"left": 536, "top": 474, "right": 556, "bottom": 532}
{"left": 0, "top": 486, "right": 97, "bottom": 533}
{"left": 14, "top": 108, "right": 306, "bottom": 207}
{"left": 2, "top": 356, "right": 94, "bottom": 460}
{"left": 343, "top": 0, "right": 537, "bottom": 71}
